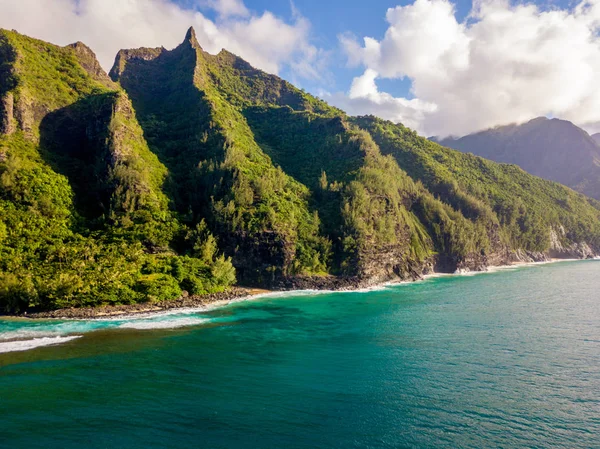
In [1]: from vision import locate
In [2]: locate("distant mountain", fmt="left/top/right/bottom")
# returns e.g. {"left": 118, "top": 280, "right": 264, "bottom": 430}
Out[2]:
{"left": 436, "top": 117, "right": 600, "bottom": 200}
{"left": 1, "top": 29, "right": 600, "bottom": 313}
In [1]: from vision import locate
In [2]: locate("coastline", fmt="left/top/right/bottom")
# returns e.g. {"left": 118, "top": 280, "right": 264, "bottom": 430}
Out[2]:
{"left": 19, "top": 287, "right": 272, "bottom": 320}
{"left": 5, "top": 256, "right": 596, "bottom": 321}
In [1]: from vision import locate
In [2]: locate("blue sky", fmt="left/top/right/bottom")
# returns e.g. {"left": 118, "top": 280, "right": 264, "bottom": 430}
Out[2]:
{"left": 1, "top": 0, "right": 599, "bottom": 136}
{"left": 188, "top": 0, "right": 576, "bottom": 99}
{"left": 191, "top": 0, "right": 478, "bottom": 97}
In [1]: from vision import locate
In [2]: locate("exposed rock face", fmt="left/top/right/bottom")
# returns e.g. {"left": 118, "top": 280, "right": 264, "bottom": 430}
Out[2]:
{"left": 184, "top": 26, "right": 202, "bottom": 50}
{"left": 109, "top": 47, "right": 165, "bottom": 79}
{"left": 67, "top": 42, "right": 115, "bottom": 88}
{"left": 357, "top": 244, "right": 434, "bottom": 283}
{"left": 14, "top": 94, "right": 35, "bottom": 137}
{"left": 227, "top": 231, "right": 297, "bottom": 285}
{"left": 0, "top": 91, "right": 15, "bottom": 134}
{"left": 106, "top": 92, "right": 135, "bottom": 164}
{"left": 549, "top": 227, "right": 595, "bottom": 259}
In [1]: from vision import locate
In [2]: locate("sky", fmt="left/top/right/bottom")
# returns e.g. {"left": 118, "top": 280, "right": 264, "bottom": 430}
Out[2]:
{"left": 1, "top": 0, "right": 600, "bottom": 137}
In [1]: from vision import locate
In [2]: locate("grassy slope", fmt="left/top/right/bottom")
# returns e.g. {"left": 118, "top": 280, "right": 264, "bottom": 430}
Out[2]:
{"left": 111, "top": 34, "right": 331, "bottom": 282}
{"left": 113, "top": 29, "right": 599, "bottom": 282}
{"left": 355, "top": 116, "right": 600, "bottom": 252}
{"left": 193, "top": 43, "right": 504, "bottom": 276}
{"left": 201, "top": 44, "right": 600, "bottom": 261}
{"left": 0, "top": 30, "right": 235, "bottom": 313}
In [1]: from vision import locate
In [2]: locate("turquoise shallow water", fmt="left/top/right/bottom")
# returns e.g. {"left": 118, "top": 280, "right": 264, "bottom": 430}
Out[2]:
{"left": 1, "top": 260, "right": 599, "bottom": 448}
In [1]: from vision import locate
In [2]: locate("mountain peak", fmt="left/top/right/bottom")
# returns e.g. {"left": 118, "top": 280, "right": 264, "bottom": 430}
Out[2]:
{"left": 439, "top": 116, "right": 600, "bottom": 199}
{"left": 66, "top": 41, "right": 114, "bottom": 87}
{"left": 527, "top": 116, "right": 550, "bottom": 124}
{"left": 184, "top": 26, "right": 201, "bottom": 50}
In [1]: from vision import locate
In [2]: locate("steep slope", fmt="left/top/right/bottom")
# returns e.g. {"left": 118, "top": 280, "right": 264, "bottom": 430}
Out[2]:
{"left": 359, "top": 116, "right": 600, "bottom": 260}
{"left": 592, "top": 133, "right": 600, "bottom": 145}
{"left": 109, "top": 28, "right": 332, "bottom": 284}
{"left": 111, "top": 28, "right": 600, "bottom": 286}
{"left": 436, "top": 117, "right": 600, "bottom": 200}
{"left": 112, "top": 28, "right": 498, "bottom": 284}
{"left": 0, "top": 29, "right": 235, "bottom": 313}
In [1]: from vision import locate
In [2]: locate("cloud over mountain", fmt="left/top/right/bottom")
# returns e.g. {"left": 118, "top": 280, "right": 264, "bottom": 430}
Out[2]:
{"left": 337, "top": 0, "right": 600, "bottom": 136}
{"left": 0, "top": 0, "right": 320, "bottom": 77}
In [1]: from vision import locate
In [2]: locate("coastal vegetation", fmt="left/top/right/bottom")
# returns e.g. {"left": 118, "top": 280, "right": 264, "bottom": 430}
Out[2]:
{"left": 1, "top": 28, "right": 599, "bottom": 313}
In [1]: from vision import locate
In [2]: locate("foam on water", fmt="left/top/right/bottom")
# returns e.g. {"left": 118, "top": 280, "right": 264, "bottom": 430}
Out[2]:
{"left": 118, "top": 316, "right": 210, "bottom": 330}
{"left": 0, "top": 335, "right": 82, "bottom": 353}
{"left": 0, "top": 312, "right": 217, "bottom": 353}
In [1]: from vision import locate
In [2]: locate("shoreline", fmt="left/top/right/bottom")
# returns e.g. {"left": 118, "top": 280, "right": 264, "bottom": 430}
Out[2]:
{"left": 3, "top": 257, "right": 597, "bottom": 321}
{"left": 17, "top": 287, "right": 272, "bottom": 321}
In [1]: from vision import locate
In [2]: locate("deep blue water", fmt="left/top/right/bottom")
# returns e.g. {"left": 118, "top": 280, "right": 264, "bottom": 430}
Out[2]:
{"left": 1, "top": 261, "right": 599, "bottom": 448}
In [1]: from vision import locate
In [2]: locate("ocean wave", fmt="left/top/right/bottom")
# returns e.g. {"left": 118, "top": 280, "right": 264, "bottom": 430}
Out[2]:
{"left": 0, "top": 314, "right": 215, "bottom": 354}
{"left": 0, "top": 335, "right": 82, "bottom": 354}
{"left": 0, "top": 329, "right": 63, "bottom": 341}
{"left": 118, "top": 316, "right": 210, "bottom": 330}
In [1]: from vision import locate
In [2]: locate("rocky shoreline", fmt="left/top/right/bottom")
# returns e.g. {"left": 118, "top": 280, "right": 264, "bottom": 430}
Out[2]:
{"left": 7, "top": 254, "right": 597, "bottom": 321}
{"left": 20, "top": 287, "right": 262, "bottom": 320}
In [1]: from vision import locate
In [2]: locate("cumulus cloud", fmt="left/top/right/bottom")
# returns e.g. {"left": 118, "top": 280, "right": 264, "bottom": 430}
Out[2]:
{"left": 336, "top": 0, "right": 600, "bottom": 137}
{"left": 325, "top": 69, "right": 437, "bottom": 132}
{"left": 203, "top": 0, "right": 249, "bottom": 17}
{"left": 0, "top": 0, "right": 321, "bottom": 77}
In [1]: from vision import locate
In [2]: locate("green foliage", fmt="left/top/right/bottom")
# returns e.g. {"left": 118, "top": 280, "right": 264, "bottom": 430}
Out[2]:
{"left": 0, "top": 32, "right": 235, "bottom": 313}
{"left": 135, "top": 273, "right": 182, "bottom": 302}
{"left": 355, "top": 116, "right": 600, "bottom": 252}
{"left": 0, "top": 29, "right": 110, "bottom": 134}
{"left": 113, "top": 39, "right": 332, "bottom": 279}
{"left": 241, "top": 104, "right": 480, "bottom": 273}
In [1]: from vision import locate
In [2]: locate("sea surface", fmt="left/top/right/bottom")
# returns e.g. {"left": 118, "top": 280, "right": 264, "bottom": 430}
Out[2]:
{"left": 1, "top": 260, "right": 599, "bottom": 448}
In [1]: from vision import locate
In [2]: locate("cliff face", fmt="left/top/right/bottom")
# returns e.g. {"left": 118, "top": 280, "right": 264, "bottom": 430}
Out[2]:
{"left": 0, "top": 29, "right": 235, "bottom": 313}
{"left": 437, "top": 117, "right": 600, "bottom": 200}
{"left": 0, "top": 28, "right": 599, "bottom": 312}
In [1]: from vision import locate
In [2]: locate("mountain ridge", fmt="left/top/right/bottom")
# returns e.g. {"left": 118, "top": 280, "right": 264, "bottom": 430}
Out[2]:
{"left": 436, "top": 117, "right": 600, "bottom": 200}
{"left": 1, "top": 27, "right": 599, "bottom": 313}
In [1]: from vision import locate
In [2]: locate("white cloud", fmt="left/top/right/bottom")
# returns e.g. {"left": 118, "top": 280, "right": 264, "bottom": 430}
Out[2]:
{"left": 203, "top": 0, "right": 249, "bottom": 17}
{"left": 0, "top": 0, "right": 321, "bottom": 77}
{"left": 325, "top": 69, "right": 437, "bottom": 133}
{"left": 336, "top": 0, "right": 600, "bottom": 137}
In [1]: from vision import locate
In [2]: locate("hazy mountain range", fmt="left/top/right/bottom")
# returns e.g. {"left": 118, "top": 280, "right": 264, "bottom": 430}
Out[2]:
{"left": 435, "top": 117, "right": 600, "bottom": 200}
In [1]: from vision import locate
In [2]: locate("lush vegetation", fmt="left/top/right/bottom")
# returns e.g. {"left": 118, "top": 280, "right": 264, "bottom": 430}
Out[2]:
{"left": 0, "top": 30, "right": 235, "bottom": 313}
{"left": 1, "top": 28, "right": 599, "bottom": 313}
{"left": 354, "top": 116, "right": 600, "bottom": 252}
{"left": 112, "top": 33, "right": 332, "bottom": 282}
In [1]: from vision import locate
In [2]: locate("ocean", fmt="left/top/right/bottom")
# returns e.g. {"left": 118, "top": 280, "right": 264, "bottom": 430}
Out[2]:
{"left": 1, "top": 260, "right": 599, "bottom": 448}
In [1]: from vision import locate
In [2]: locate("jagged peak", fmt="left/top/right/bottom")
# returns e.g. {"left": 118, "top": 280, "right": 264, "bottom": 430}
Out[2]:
{"left": 184, "top": 26, "right": 201, "bottom": 50}
{"left": 216, "top": 48, "right": 255, "bottom": 71}
{"left": 109, "top": 46, "right": 165, "bottom": 80}
{"left": 67, "top": 41, "right": 94, "bottom": 54}
{"left": 67, "top": 41, "right": 115, "bottom": 87}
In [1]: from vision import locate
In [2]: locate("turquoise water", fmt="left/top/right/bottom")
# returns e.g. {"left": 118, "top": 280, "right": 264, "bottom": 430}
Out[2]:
{"left": 1, "top": 261, "right": 599, "bottom": 448}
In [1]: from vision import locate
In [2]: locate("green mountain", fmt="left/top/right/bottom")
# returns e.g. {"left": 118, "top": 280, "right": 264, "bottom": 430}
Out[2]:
{"left": 1, "top": 28, "right": 599, "bottom": 313}
{"left": 436, "top": 117, "right": 600, "bottom": 200}
{"left": 0, "top": 29, "right": 235, "bottom": 313}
